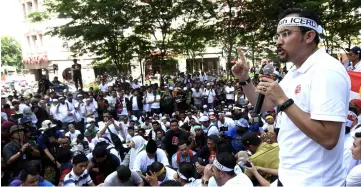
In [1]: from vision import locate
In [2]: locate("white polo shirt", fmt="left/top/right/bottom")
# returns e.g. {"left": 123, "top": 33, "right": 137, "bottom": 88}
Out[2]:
{"left": 277, "top": 49, "right": 350, "bottom": 186}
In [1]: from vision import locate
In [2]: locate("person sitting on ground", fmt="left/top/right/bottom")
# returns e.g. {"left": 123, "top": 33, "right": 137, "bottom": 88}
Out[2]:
{"left": 63, "top": 153, "right": 95, "bottom": 186}
{"left": 104, "top": 165, "right": 144, "bottom": 186}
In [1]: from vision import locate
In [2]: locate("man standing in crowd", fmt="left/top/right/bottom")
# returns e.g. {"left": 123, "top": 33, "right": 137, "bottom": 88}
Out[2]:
{"left": 71, "top": 59, "right": 83, "bottom": 91}
{"left": 232, "top": 8, "right": 350, "bottom": 186}
{"left": 346, "top": 46, "right": 361, "bottom": 72}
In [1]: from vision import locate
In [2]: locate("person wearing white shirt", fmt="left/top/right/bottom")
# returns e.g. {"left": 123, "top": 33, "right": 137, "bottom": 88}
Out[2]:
{"left": 224, "top": 82, "right": 235, "bottom": 105}
{"left": 346, "top": 46, "right": 361, "bottom": 72}
{"left": 105, "top": 91, "right": 117, "bottom": 111}
{"left": 346, "top": 127, "right": 361, "bottom": 186}
{"left": 147, "top": 162, "right": 177, "bottom": 185}
{"left": 62, "top": 153, "right": 95, "bottom": 186}
{"left": 151, "top": 91, "right": 161, "bottom": 115}
{"left": 232, "top": 10, "right": 350, "bottom": 186}
{"left": 97, "top": 111, "right": 124, "bottom": 144}
{"left": 99, "top": 79, "right": 109, "bottom": 92}
{"left": 199, "top": 116, "right": 219, "bottom": 136}
{"left": 201, "top": 152, "right": 253, "bottom": 187}
{"left": 83, "top": 98, "right": 96, "bottom": 121}
{"left": 202, "top": 85, "right": 216, "bottom": 110}
{"left": 343, "top": 114, "right": 360, "bottom": 175}
{"left": 133, "top": 140, "right": 169, "bottom": 182}
{"left": 132, "top": 79, "right": 141, "bottom": 89}
{"left": 56, "top": 97, "right": 76, "bottom": 130}
{"left": 65, "top": 124, "right": 82, "bottom": 142}
{"left": 217, "top": 113, "right": 235, "bottom": 135}
{"left": 192, "top": 87, "right": 203, "bottom": 109}
{"left": 144, "top": 87, "right": 154, "bottom": 114}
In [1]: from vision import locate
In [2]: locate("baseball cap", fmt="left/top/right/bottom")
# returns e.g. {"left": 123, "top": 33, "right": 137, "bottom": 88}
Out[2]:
{"left": 346, "top": 46, "right": 361, "bottom": 55}
{"left": 20, "top": 116, "right": 33, "bottom": 124}
{"left": 241, "top": 132, "right": 261, "bottom": 146}
{"left": 236, "top": 118, "right": 249, "bottom": 128}
{"left": 199, "top": 116, "right": 209, "bottom": 122}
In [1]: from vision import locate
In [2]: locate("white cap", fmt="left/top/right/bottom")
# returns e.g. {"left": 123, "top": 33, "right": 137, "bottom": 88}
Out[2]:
{"left": 169, "top": 87, "right": 174, "bottom": 90}
{"left": 87, "top": 117, "right": 95, "bottom": 122}
{"left": 183, "top": 87, "right": 188, "bottom": 91}
{"left": 236, "top": 118, "right": 249, "bottom": 128}
{"left": 233, "top": 106, "right": 241, "bottom": 110}
{"left": 225, "top": 112, "right": 232, "bottom": 116}
{"left": 132, "top": 116, "right": 138, "bottom": 121}
{"left": 199, "top": 116, "right": 209, "bottom": 122}
{"left": 203, "top": 105, "right": 208, "bottom": 109}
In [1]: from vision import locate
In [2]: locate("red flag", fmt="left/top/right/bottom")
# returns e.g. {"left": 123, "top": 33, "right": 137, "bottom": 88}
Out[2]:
{"left": 347, "top": 71, "right": 361, "bottom": 99}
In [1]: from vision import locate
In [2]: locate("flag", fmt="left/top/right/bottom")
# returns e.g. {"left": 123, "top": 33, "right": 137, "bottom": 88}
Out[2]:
{"left": 348, "top": 71, "right": 361, "bottom": 100}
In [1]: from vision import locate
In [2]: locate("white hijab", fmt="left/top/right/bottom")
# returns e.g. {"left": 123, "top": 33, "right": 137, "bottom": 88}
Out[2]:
{"left": 129, "top": 136, "right": 146, "bottom": 170}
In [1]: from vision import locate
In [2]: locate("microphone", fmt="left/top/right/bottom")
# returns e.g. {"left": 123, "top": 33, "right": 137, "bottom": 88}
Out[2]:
{"left": 254, "top": 64, "right": 275, "bottom": 114}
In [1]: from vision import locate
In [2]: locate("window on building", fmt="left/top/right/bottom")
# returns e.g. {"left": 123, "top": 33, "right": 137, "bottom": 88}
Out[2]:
{"left": 32, "top": 35, "right": 38, "bottom": 48}
{"left": 26, "top": 2, "right": 33, "bottom": 14}
{"left": 39, "top": 35, "right": 43, "bottom": 47}
{"left": 27, "top": 36, "right": 31, "bottom": 49}
{"left": 22, "top": 3, "right": 26, "bottom": 17}
{"left": 34, "top": 0, "right": 38, "bottom": 11}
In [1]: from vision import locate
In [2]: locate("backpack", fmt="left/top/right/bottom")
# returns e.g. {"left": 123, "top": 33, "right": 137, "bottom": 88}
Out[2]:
{"left": 176, "top": 150, "right": 194, "bottom": 165}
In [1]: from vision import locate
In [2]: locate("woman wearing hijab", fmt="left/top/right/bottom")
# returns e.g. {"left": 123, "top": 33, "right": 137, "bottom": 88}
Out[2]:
{"left": 121, "top": 136, "right": 147, "bottom": 170}
{"left": 175, "top": 162, "right": 201, "bottom": 187}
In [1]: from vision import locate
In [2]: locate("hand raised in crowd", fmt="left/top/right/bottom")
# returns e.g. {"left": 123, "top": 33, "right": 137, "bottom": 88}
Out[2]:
{"left": 256, "top": 77, "right": 288, "bottom": 106}
{"left": 232, "top": 48, "right": 249, "bottom": 81}
{"left": 245, "top": 161, "right": 258, "bottom": 175}
{"left": 21, "top": 143, "right": 30, "bottom": 152}
{"left": 146, "top": 171, "right": 158, "bottom": 186}
{"left": 203, "top": 164, "right": 214, "bottom": 180}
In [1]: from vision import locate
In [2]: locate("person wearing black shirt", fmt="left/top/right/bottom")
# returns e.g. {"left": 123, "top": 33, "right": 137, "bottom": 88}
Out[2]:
{"left": 162, "top": 120, "right": 188, "bottom": 159}
{"left": 71, "top": 59, "right": 83, "bottom": 90}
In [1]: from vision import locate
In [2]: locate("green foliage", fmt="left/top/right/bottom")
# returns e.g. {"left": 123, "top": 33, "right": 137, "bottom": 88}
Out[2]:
{"left": 26, "top": 11, "right": 49, "bottom": 22}
{"left": 1, "top": 36, "right": 23, "bottom": 70}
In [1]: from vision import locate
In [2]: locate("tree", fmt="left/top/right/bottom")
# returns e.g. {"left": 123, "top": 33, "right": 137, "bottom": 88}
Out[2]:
{"left": 134, "top": 0, "right": 216, "bottom": 75}
{"left": 43, "top": 0, "right": 138, "bottom": 75}
{"left": 1, "top": 36, "right": 23, "bottom": 70}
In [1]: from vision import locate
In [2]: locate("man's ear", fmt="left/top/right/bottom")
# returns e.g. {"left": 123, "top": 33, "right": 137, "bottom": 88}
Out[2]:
{"left": 305, "top": 30, "right": 317, "bottom": 44}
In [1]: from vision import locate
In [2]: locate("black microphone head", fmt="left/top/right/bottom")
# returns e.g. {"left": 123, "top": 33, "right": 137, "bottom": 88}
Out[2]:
{"left": 263, "top": 64, "right": 275, "bottom": 75}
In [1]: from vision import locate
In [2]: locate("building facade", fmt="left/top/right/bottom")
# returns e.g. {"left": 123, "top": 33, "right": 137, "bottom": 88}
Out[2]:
{"left": 19, "top": 0, "right": 96, "bottom": 84}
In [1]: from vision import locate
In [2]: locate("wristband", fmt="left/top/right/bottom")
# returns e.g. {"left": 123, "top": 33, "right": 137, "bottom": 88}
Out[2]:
{"left": 279, "top": 98, "right": 294, "bottom": 111}
{"left": 239, "top": 77, "right": 251, "bottom": 86}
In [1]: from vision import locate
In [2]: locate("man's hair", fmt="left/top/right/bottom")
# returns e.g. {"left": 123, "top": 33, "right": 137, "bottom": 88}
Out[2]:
{"left": 177, "top": 139, "right": 188, "bottom": 147}
{"left": 148, "top": 162, "right": 164, "bottom": 173}
{"left": 178, "top": 162, "right": 196, "bottom": 182}
{"left": 20, "top": 166, "right": 38, "bottom": 182}
{"left": 73, "top": 59, "right": 77, "bottom": 63}
{"left": 241, "top": 132, "right": 262, "bottom": 147}
{"left": 216, "top": 152, "right": 236, "bottom": 176}
{"left": 117, "top": 165, "right": 131, "bottom": 182}
{"left": 170, "top": 119, "right": 179, "bottom": 124}
{"left": 152, "top": 121, "right": 160, "bottom": 126}
{"left": 216, "top": 140, "right": 233, "bottom": 154}
{"left": 93, "top": 145, "right": 107, "bottom": 158}
{"left": 278, "top": 8, "right": 320, "bottom": 44}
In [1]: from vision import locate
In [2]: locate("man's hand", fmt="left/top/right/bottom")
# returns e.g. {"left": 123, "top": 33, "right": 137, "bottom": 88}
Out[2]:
{"left": 232, "top": 48, "right": 249, "bottom": 81}
{"left": 196, "top": 162, "right": 205, "bottom": 174}
{"left": 21, "top": 143, "right": 30, "bottom": 152}
{"left": 203, "top": 164, "right": 213, "bottom": 180}
{"left": 256, "top": 77, "right": 288, "bottom": 106}
{"left": 145, "top": 171, "right": 158, "bottom": 186}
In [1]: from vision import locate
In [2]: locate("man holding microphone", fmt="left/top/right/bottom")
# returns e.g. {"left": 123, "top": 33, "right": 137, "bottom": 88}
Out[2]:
{"left": 232, "top": 8, "right": 350, "bottom": 186}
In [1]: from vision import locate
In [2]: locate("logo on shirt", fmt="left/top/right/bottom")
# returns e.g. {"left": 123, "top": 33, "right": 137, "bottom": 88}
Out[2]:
{"left": 172, "top": 136, "right": 179, "bottom": 145}
{"left": 295, "top": 84, "right": 301, "bottom": 94}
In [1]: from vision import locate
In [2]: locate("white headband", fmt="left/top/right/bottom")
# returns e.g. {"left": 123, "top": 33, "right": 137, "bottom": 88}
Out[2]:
{"left": 278, "top": 17, "right": 323, "bottom": 34}
{"left": 213, "top": 158, "right": 234, "bottom": 172}
{"left": 177, "top": 170, "right": 195, "bottom": 182}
